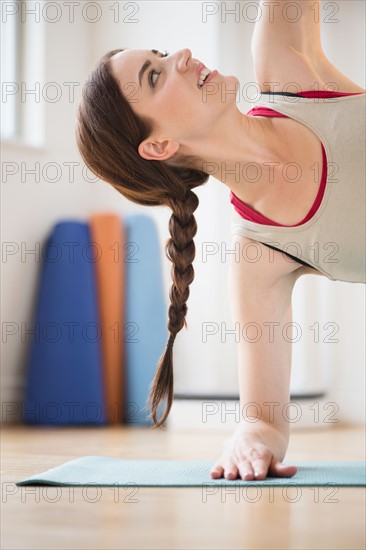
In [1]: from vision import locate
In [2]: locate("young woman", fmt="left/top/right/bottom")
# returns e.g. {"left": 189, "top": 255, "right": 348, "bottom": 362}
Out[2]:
{"left": 76, "top": 0, "right": 365, "bottom": 481}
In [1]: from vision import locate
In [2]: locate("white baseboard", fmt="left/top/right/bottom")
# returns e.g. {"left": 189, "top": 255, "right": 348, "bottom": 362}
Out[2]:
{"left": 167, "top": 398, "right": 337, "bottom": 432}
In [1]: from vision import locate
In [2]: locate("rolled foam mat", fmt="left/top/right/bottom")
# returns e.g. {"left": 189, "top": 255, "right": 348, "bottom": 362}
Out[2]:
{"left": 123, "top": 215, "right": 168, "bottom": 425}
{"left": 89, "top": 213, "right": 125, "bottom": 424}
{"left": 16, "top": 456, "right": 366, "bottom": 487}
{"left": 23, "top": 221, "right": 106, "bottom": 425}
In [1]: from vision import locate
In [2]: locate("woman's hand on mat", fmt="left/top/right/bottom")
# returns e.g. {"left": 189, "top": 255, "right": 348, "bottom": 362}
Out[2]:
{"left": 210, "top": 424, "right": 297, "bottom": 481}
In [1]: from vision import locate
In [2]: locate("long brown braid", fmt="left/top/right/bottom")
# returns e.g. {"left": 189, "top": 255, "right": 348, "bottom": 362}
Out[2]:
{"left": 147, "top": 190, "right": 199, "bottom": 428}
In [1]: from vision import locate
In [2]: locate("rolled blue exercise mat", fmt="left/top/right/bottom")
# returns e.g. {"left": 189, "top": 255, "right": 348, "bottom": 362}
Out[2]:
{"left": 123, "top": 215, "right": 169, "bottom": 425}
{"left": 16, "top": 456, "right": 366, "bottom": 487}
{"left": 23, "top": 221, "right": 106, "bottom": 425}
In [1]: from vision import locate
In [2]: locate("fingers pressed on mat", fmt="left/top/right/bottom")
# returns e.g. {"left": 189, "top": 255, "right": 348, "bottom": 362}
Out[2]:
{"left": 224, "top": 463, "right": 239, "bottom": 480}
{"left": 237, "top": 461, "right": 254, "bottom": 480}
{"left": 251, "top": 460, "right": 268, "bottom": 479}
{"left": 210, "top": 465, "right": 224, "bottom": 478}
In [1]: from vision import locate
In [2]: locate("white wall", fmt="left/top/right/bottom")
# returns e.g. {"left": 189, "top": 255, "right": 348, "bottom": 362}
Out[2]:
{"left": 1, "top": 1, "right": 364, "bottom": 425}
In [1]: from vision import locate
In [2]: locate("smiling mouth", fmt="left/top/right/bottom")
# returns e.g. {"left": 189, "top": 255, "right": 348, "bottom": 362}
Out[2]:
{"left": 197, "top": 69, "right": 218, "bottom": 89}
{"left": 197, "top": 68, "right": 212, "bottom": 88}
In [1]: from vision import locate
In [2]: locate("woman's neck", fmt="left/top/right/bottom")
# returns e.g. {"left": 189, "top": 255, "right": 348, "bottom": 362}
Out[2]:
{"left": 191, "top": 110, "right": 287, "bottom": 202}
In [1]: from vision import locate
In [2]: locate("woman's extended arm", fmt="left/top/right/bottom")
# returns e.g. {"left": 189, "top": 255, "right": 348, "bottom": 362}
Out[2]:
{"left": 228, "top": 243, "right": 299, "bottom": 447}
{"left": 252, "top": 0, "right": 323, "bottom": 62}
{"left": 252, "top": 0, "right": 366, "bottom": 93}
{"left": 210, "top": 236, "right": 301, "bottom": 480}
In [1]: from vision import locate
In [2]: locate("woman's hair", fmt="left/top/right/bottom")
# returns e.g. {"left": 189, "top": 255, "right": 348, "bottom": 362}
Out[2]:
{"left": 75, "top": 49, "right": 210, "bottom": 429}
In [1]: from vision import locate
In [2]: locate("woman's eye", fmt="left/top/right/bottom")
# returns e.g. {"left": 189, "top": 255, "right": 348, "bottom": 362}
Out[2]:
{"left": 149, "top": 51, "right": 169, "bottom": 87}
{"left": 150, "top": 70, "right": 161, "bottom": 87}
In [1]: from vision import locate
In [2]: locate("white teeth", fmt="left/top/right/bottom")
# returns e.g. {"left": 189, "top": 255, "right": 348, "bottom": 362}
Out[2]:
{"left": 198, "top": 68, "right": 211, "bottom": 87}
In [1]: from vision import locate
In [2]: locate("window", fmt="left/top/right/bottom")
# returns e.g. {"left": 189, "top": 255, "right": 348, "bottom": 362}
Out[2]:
{"left": 1, "top": 0, "right": 20, "bottom": 140}
{"left": 1, "top": 0, "right": 45, "bottom": 146}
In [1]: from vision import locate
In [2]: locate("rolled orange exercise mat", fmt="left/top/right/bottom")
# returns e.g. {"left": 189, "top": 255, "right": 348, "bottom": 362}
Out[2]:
{"left": 89, "top": 213, "right": 125, "bottom": 424}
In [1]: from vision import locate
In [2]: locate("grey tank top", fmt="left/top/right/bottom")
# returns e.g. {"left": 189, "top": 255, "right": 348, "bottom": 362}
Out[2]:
{"left": 231, "top": 91, "right": 366, "bottom": 284}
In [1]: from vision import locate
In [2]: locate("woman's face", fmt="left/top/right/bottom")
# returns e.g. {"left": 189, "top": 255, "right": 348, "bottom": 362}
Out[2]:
{"left": 110, "top": 48, "right": 239, "bottom": 161}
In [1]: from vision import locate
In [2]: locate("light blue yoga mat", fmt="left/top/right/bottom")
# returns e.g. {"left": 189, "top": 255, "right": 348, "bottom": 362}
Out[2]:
{"left": 16, "top": 456, "right": 366, "bottom": 487}
{"left": 123, "top": 215, "right": 168, "bottom": 425}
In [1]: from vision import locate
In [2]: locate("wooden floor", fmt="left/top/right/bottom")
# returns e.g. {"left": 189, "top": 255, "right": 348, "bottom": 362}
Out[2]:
{"left": 1, "top": 423, "right": 365, "bottom": 550}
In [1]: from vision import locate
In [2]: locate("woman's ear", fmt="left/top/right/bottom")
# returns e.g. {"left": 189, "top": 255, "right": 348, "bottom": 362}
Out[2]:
{"left": 138, "top": 139, "right": 180, "bottom": 161}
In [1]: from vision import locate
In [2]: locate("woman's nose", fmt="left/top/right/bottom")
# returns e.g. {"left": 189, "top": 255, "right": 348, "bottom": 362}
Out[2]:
{"left": 177, "top": 48, "right": 192, "bottom": 71}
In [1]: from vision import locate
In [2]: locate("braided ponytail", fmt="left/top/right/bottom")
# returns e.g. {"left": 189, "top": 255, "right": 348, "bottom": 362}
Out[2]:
{"left": 147, "top": 190, "right": 199, "bottom": 429}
